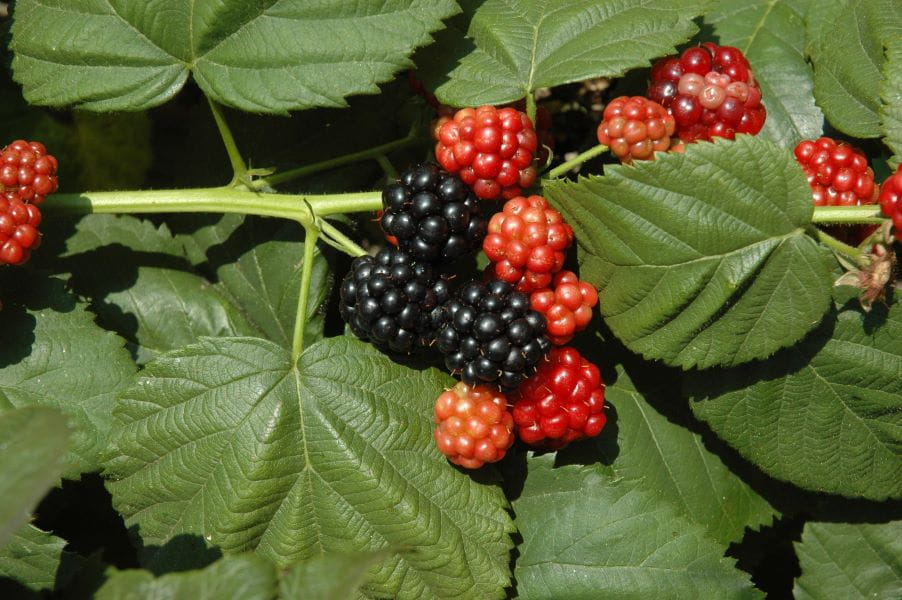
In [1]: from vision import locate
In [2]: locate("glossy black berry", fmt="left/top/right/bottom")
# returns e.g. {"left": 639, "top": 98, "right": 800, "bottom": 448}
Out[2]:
{"left": 433, "top": 279, "right": 549, "bottom": 392}
{"left": 381, "top": 164, "right": 487, "bottom": 262}
{"left": 339, "top": 247, "right": 450, "bottom": 353}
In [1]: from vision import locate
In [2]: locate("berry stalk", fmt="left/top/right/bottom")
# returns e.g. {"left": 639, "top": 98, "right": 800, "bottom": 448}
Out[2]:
{"left": 545, "top": 143, "right": 609, "bottom": 178}
{"left": 811, "top": 205, "right": 887, "bottom": 225}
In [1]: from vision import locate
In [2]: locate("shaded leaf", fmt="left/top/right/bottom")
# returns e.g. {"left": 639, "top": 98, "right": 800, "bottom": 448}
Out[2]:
{"left": 687, "top": 301, "right": 902, "bottom": 500}
{"left": 513, "top": 455, "right": 761, "bottom": 599}
{"left": 279, "top": 550, "right": 390, "bottom": 600}
{"left": 71, "top": 111, "right": 153, "bottom": 190}
{"left": 62, "top": 214, "right": 255, "bottom": 364}
{"left": 11, "top": 0, "right": 459, "bottom": 114}
{"left": 0, "top": 274, "right": 137, "bottom": 477}
{"left": 105, "top": 336, "right": 513, "bottom": 599}
{"left": 794, "top": 521, "right": 902, "bottom": 599}
{"left": 810, "top": 0, "right": 901, "bottom": 138}
{"left": 0, "top": 408, "right": 70, "bottom": 548}
{"left": 545, "top": 135, "right": 833, "bottom": 369}
{"left": 706, "top": 0, "right": 822, "bottom": 147}
{"left": 0, "top": 525, "right": 83, "bottom": 594}
{"left": 97, "top": 554, "right": 275, "bottom": 600}
{"left": 435, "top": 0, "right": 710, "bottom": 106}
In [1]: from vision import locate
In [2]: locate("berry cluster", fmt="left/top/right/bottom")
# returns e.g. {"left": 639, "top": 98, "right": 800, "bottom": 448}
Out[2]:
{"left": 596, "top": 96, "right": 676, "bottom": 163}
{"left": 648, "top": 43, "right": 766, "bottom": 143}
{"left": 380, "top": 164, "right": 487, "bottom": 261}
{"left": 433, "top": 382, "right": 514, "bottom": 469}
{"left": 794, "top": 138, "right": 877, "bottom": 206}
{"left": 512, "top": 347, "right": 606, "bottom": 449}
{"left": 0, "top": 140, "right": 56, "bottom": 266}
{"left": 879, "top": 165, "right": 902, "bottom": 243}
{"left": 530, "top": 271, "right": 598, "bottom": 345}
{"left": 483, "top": 195, "right": 574, "bottom": 292}
{"left": 435, "top": 105, "right": 538, "bottom": 200}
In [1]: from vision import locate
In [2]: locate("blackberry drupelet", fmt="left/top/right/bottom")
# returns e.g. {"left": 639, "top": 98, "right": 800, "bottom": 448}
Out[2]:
{"left": 339, "top": 247, "right": 450, "bottom": 353}
{"left": 434, "top": 279, "right": 551, "bottom": 392}
{"left": 380, "top": 163, "right": 487, "bottom": 262}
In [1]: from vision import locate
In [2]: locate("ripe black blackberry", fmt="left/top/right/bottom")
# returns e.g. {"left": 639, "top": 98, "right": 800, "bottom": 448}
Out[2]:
{"left": 434, "top": 279, "right": 551, "bottom": 392}
{"left": 381, "top": 163, "right": 487, "bottom": 261}
{"left": 339, "top": 247, "right": 450, "bottom": 353}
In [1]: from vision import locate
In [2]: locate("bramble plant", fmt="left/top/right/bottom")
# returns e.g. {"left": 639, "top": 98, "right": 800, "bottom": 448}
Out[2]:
{"left": 0, "top": 1, "right": 900, "bottom": 599}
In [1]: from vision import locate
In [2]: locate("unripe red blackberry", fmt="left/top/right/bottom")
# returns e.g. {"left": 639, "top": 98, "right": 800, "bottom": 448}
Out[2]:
{"left": 794, "top": 137, "right": 878, "bottom": 206}
{"left": 648, "top": 43, "right": 766, "bottom": 143}
{"left": 596, "top": 96, "right": 676, "bottom": 163}
{"left": 339, "top": 247, "right": 450, "bottom": 353}
{"left": 434, "top": 279, "right": 551, "bottom": 392}
{"left": 511, "top": 347, "right": 606, "bottom": 449}
{"left": 483, "top": 195, "right": 574, "bottom": 293}
{"left": 530, "top": 271, "right": 598, "bottom": 345}
{"left": 435, "top": 105, "right": 538, "bottom": 200}
{"left": 878, "top": 165, "right": 902, "bottom": 243}
{"left": 380, "top": 164, "right": 487, "bottom": 261}
{"left": 0, "top": 139, "right": 59, "bottom": 205}
{"left": 0, "top": 190, "right": 42, "bottom": 266}
{"left": 433, "top": 382, "right": 515, "bottom": 469}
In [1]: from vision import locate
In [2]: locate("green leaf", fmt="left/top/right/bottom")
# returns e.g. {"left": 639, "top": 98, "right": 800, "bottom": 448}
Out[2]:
{"left": 0, "top": 408, "right": 70, "bottom": 548}
{"left": 687, "top": 301, "right": 902, "bottom": 500}
{"left": 576, "top": 367, "right": 776, "bottom": 545}
{"left": 10, "top": 0, "right": 458, "bottom": 114}
{"left": 0, "top": 274, "right": 137, "bottom": 477}
{"left": 0, "top": 524, "right": 83, "bottom": 594}
{"left": 810, "top": 0, "right": 901, "bottom": 138}
{"left": 706, "top": 0, "right": 822, "bottom": 147}
{"left": 105, "top": 336, "right": 513, "bottom": 599}
{"left": 513, "top": 455, "right": 761, "bottom": 599}
{"left": 545, "top": 135, "right": 834, "bottom": 369}
{"left": 97, "top": 554, "right": 276, "bottom": 600}
{"left": 62, "top": 214, "right": 256, "bottom": 364}
{"left": 794, "top": 521, "right": 902, "bottom": 599}
{"left": 435, "top": 0, "right": 710, "bottom": 106}
{"left": 882, "top": 40, "right": 902, "bottom": 169}
{"left": 178, "top": 215, "right": 330, "bottom": 349}
{"left": 804, "top": 0, "right": 850, "bottom": 61}
{"left": 279, "top": 550, "right": 390, "bottom": 600}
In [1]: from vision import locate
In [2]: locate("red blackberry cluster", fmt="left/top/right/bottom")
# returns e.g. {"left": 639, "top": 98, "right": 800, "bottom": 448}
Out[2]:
{"left": 339, "top": 247, "right": 450, "bottom": 353}
{"left": 435, "top": 105, "right": 538, "bottom": 200}
{"left": 793, "top": 138, "right": 878, "bottom": 206}
{"left": 879, "top": 165, "right": 902, "bottom": 243}
{"left": 0, "top": 192, "right": 42, "bottom": 266}
{"left": 648, "top": 43, "right": 766, "bottom": 142}
{"left": 433, "top": 382, "right": 515, "bottom": 469}
{"left": 596, "top": 96, "right": 676, "bottom": 163}
{"left": 435, "top": 279, "right": 551, "bottom": 392}
{"left": 511, "top": 347, "right": 606, "bottom": 449}
{"left": 0, "top": 139, "right": 58, "bottom": 205}
{"left": 483, "top": 195, "right": 574, "bottom": 292}
{"left": 530, "top": 271, "right": 598, "bottom": 345}
{"left": 380, "top": 164, "right": 487, "bottom": 261}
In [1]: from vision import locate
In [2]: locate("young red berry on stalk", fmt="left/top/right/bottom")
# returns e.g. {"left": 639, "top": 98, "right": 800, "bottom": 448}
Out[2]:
{"left": 648, "top": 43, "right": 766, "bottom": 143}
{"left": 434, "top": 382, "right": 515, "bottom": 469}
{"left": 878, "top": 164, "right": 902, "bottom": 243}
{"left": 530, "top": 271, "right": 598, "bottom": 345}
{"left": 483, "top": 195, "right": 574, "bottom": 293}
{"left": 0, "top": 190, "right": 42, "bottom": 266}
{"left": 435, "top": 105, "right": 538, "bottom": 200}
{"left": 511, "top": 347, "right": 606, "bottom": 449}
{"left": 0, "top": 139, "right": 59, "bottom": 205}
{"left": 596, "top": 96, "right": 676, "bottom": 163}
{"left": 794, "top": 138, "right": 878, "bottom": 207}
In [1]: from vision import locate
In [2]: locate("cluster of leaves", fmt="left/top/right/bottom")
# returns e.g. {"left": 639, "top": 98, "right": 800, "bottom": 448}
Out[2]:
{"left": 1, "top": 1, "right": 900, "bottom": 598}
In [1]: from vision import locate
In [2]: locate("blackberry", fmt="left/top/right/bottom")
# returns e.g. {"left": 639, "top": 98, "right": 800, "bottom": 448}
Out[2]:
{"left": 434, "top": 279, "right": 551, "bottom": 392}
{"left": 339, "top": 247, "right": 450, "bottom": 353}
{"left": 380, "top": 164, "right": 487, "bottom": 262}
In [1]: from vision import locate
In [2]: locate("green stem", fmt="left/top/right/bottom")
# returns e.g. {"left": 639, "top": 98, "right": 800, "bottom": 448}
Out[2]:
{"left": 816, "top": 229, "right": 867, "bottom": 265}
{"left": 293, "top": 226, "right": 319, "bottom": 363}
{"left": 546, "top": 144, "right": 609, "bottom": 178}
{"left": 811, "top": 205, "right": 887, "bottom": 225}
{"left": 45, "top": 187, "right": 383, "bottom": 221}
{"left": 207, "top": 98, "right": 248, "bottom": 184}
{"left": 376, "top": 155, "right": 399, "bottom": 181}
{"left": 525, "top": 92, "right": 537, "bottom": 127}
{"left": 256, "top": 134, "right": 423, "bottom": 190}
{"left": 317, "top": 218, "right": 368, "bottom": 257}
